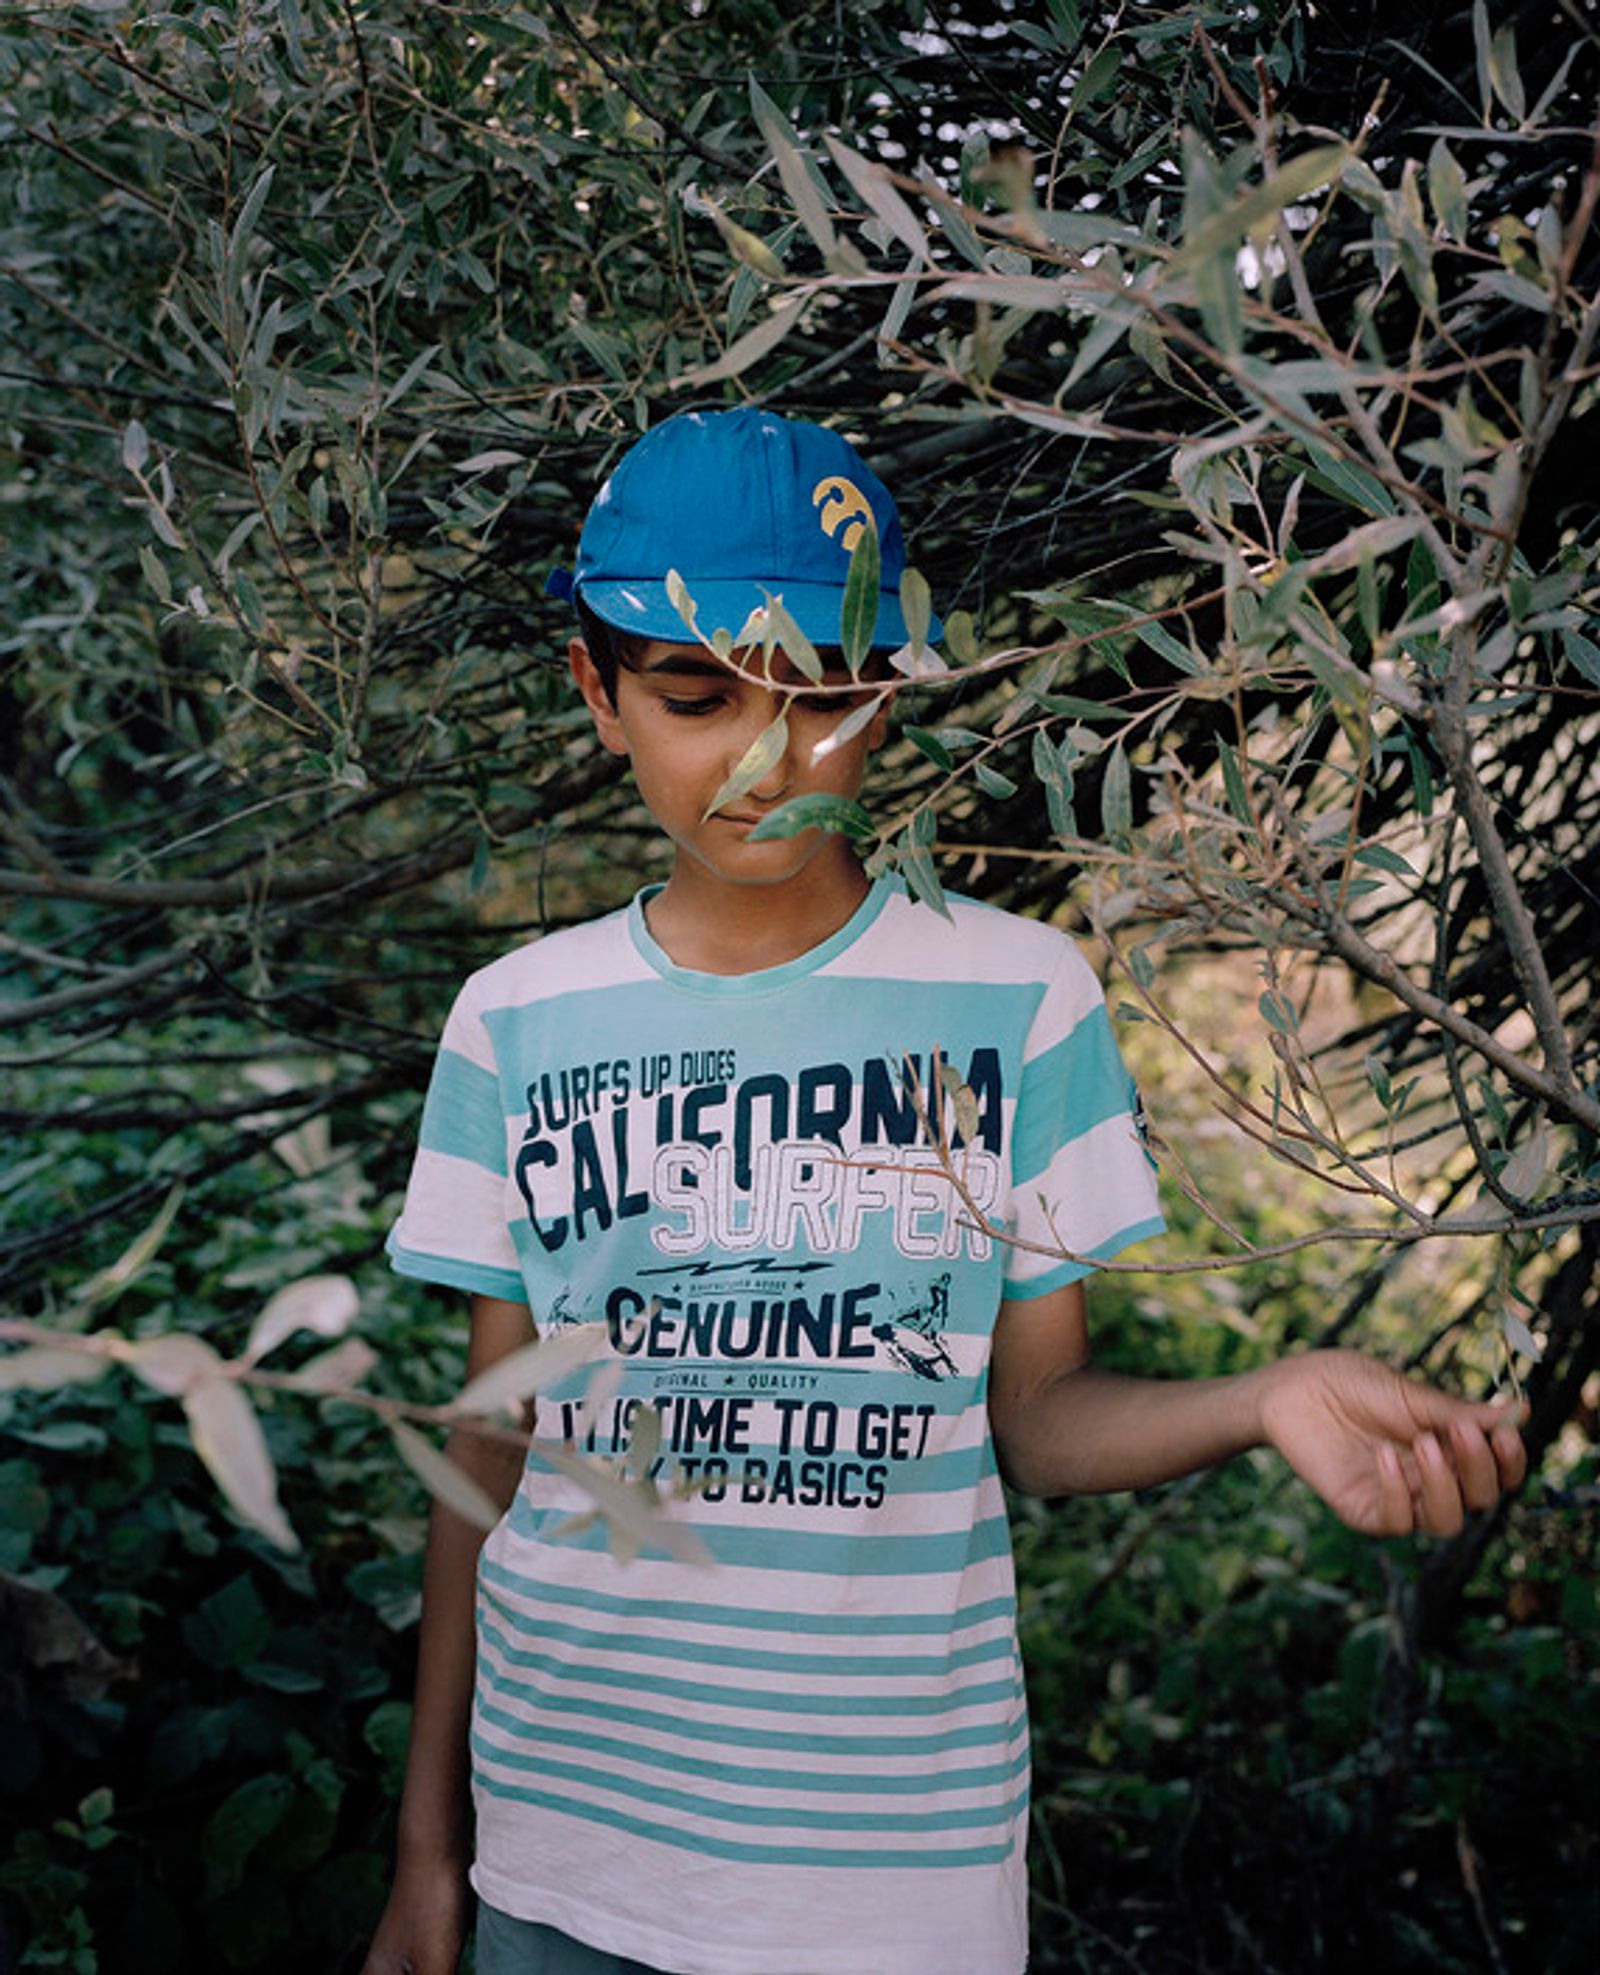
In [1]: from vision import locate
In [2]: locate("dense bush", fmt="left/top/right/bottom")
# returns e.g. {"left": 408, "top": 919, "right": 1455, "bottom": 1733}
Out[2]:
{"left": 3, "top": 2, "right": 1597, "bottom": 1968}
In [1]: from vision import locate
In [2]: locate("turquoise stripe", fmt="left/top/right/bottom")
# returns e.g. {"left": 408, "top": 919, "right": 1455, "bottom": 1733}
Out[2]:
{"left": 474, "top": 1697, "right": 1030, "bottom": 1798}
{"left": 418, "top": 1047, "right": 507, "bottom": 1174}
{"left": 472, "top": 1757, "right": 1025, "bottom": 1868}
{"left": 475, "top": 1593, "right": 1016, "bottom": 1680}
{"left": 1011, "top": 1003, "right": 1133, "bottom": 1183}
{"left": 475, "top": 1657, "right": 1023, "bottom": 1760}
{"left": 477, "top": 1560, "right": 1015, "bottom": 1639}
{"left": 482, "top": 977, "right": 1040, "bottom": 1098}
{"left": 1001, "top": 1212, "right": 1167, "bottom": 1300}
{"left": 476, "top": 1612, "right": 1017, "bottom": 1720}
{"left": 503, "top": 1493, "right": 1013, "bottom": 1576}
{"left": 386, "top": 1235, "right": 525, "bottom": 1303}
{"left": 471, "top": 1733, "right": 1029, "bottom": 1837}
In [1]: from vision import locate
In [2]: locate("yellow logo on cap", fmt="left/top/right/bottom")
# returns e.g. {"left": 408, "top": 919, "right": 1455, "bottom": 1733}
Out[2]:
{"left": 813, "top": 476, "right": 875, "bottom": 554}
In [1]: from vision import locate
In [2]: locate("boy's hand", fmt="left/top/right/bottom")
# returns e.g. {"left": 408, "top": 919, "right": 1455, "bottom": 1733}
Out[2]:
{"left": 360, "top": 1851, "right": 471, "bottom": 1975}
{"left": 1257, "top": 1349, "right": 1527, "bottom": 1537}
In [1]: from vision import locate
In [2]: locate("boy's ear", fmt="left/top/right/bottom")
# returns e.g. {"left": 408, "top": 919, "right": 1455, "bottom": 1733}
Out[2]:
{"left": 569, "top": 638, "right": 628, "bottom": 757}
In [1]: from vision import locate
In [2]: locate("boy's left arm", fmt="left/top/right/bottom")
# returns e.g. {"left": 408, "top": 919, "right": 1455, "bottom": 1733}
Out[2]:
{"left": 988, "top": 1284, "right": 1527, "bottom": 1536}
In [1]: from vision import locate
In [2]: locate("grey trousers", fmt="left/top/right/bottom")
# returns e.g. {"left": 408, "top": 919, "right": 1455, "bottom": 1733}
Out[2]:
{"left": 474, "top": 1903, "right": 668, "bottom": 1975}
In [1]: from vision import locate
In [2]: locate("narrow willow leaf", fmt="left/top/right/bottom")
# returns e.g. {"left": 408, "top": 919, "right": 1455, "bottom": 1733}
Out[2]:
{"left": 1100, "top": 741, "right": 1132, "bottom": 844}
{"left": 1501, "top": 1310, "right": 1544, "bottom": 1360}
{"left": 391, "top": 1420, "right": 501, "bottom": 1531}
{"left": 536, "top": 1440, "right": 711, "bottom": 1564}
{"left": 246, "top": 1274, "right": 359, "bottom": 1365}
{"left": 451, "top": 1326, "right": 605, "bottom": 1418}
{"left": 701, "top": 198, "right": 786, "bottom": 279}
{"left": 186, "top": 1376, "right": 298, "bottom": 1552}
{"left": 1258, "top": 991, "right": 1297, "bottom": 1034}
{"left": 380, "top": 342, "right": 441, "bottom": 411}
{"left": 943, "top": 610, "right": 978, "bottom": 665}
{"left": 120, "top": 1331, "right": 222, "bottom": 1397}
{"left": 762, "top": 594, "right": 821, "bottom": 678}
{"left": 839, "top": 521, "right": 881, "bottom": 673}
{"left": 680, "top": 297, "right": 805, "bottom": 386}
{"left": 1217, "top": 740, "right": 1252, "bottom": 824}
{"left": 1354, "top": 843, "right": 1417, "bottom": 878}
{"left": 900, "top": 567, "right": 932, "bottom": 654}
{"left": 974, "top": 762, "right": 1018, "bottom": 800}
{"left": 1134, "top": 617, "right": 1208, "bottom": 676}
{"left": 122, "top": 420, "right": 149, "bottom": 472}
{"left": 228, "top": 165, "right": 276, "bottom": 268}
{"left": 665, "top": 568, "right": 698, "bottom": 634}
{"left": 1171, "top": 145, "right": 1349, "bottom": 272}
{"left": 0, "top": 1345, "right": 114, "bottom": 1393}
{"left": 1427, "top": 138, "right": 1469, "bottom": 240}
{"left": 749, "top": 77, "right": 837, "bottom": 255}
{"left": 1487, "top": 22, "right": 1525, "bottom": 122}
{"left": 76, "top": 1183, "right": 185, "bottom": 1313}
{"left": 746, "top": 793, "right": 874, "bottom": 842}
{"left": 904, "top": 725, "right": 954, "bottom": 771}
{"left": 824, "top": 136, "right": 928, "bottom": 261}
{"left": 703, "top": 712, "right": 789, "bottom": 817}
{"left": 1069, "top": 43, "right": 1121, "bottom": 115}
{"left": 809, "top": 692, "right": 885, "bottom": 760}
{"left": 1499, "top": 1126, "right": 1548, "bottom": 1200}
{"left": 282, "top": 1337, "right": 377, "bottom": 1394}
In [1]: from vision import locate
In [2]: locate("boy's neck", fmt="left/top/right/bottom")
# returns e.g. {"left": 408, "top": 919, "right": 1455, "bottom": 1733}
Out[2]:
{"left": 643, "top": 854, "right": 872, "bottom": 976}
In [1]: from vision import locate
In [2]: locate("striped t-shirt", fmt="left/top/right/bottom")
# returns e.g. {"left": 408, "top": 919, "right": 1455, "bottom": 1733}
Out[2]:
{"left": 389, "top": 878, "right": 1162, "bottom": 1975}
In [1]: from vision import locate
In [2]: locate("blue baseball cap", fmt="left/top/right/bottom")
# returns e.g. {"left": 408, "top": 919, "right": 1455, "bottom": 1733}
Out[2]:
{"left": 550, "top": 408, "right": 939, "bottom": 650}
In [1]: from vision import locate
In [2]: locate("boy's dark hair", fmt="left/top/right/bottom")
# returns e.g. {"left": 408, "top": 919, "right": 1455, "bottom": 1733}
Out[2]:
{"left": 575, "top": 597, "right": 642, "bottom": 706}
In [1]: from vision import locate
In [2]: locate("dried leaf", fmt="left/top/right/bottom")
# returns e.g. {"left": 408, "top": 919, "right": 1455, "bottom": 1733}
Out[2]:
{"left": 185, "top": 1376, "right": 298, "bottom": 1552}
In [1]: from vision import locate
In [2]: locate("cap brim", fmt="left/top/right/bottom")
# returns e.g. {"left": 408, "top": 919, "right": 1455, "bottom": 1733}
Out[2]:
{"left": 577, "top": 577, "right": 942, "bottom": 652}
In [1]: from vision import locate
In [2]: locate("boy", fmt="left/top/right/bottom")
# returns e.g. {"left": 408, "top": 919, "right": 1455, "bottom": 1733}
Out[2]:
{"left": 364, "top": 410, "right": 1525, "bottom": 1975}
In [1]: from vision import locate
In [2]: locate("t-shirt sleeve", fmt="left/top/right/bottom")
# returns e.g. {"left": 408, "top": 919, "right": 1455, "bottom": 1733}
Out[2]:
{"left": 386, "top": 976, "right": 526, "bottom": 1302}
{"left": 1002, "top": 938, "right": 1163, "bottom": 1300}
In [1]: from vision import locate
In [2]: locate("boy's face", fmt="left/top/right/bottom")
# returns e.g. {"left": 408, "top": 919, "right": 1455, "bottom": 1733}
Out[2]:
{"left": 570, "top": 637, "right": 892, "bottom": 896}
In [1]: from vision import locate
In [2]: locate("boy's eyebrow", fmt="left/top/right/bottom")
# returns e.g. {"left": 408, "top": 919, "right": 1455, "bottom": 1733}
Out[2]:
{"left": 631, "top": 653, "right": 732, "bottom": 680}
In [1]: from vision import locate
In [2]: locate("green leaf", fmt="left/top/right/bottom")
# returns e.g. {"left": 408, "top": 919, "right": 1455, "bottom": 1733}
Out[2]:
{"left": 746, "top": 793, "right": 874, "bottom": 842}
{"left": 703, "top": 711, "right": 790, "bottom": 817}
{"left": 1134, "top": 616, "right": 1208, "bottom": 676}
{"left": 974, "top": 762, "right": 1018, "bottom": 799}
{"left": 1354, "top": 842, "right": 1418, "bottom": 878}
{"left": 1100, "top": 741, "right": 1132, "bottom": 844}
{"left": 1069, "top": 43, "right": 1121, "bottom": 117}
{"left": 1172, "top": 144, "right": 1348, "bottom": 272}
{"left": 839, "top": 520, "right": 881, "bottom": 673}
{"left": 750, "top": 78, "right": 837, "bottom": 255}
{"left": 1258, "top": 990, "right": 1298, "bottom": 1033}
{"left": 681, "top": 296, "right": 806, "bottom": 386}
{"left": 204, "top": 1773, "right": 294, "bottom": 1899}
{"left": 824, "top": 136, "right": 928, "bottom": 262}
{"left": 899, "top": 566, "right": 933, "bottom": 654}
{"left": 122, "top": 420, "right": 149, "bottom": 472}
{"left": 1487, "top": 21, "right": 1525, "bottom": 122}
{"left": 1563, "top": 631, "right": 1600, "bottom": 685}
{"left": 1218, "top": 740, "right": 1252, "bottom": 824}
{"left": 903, "top": 725, "right": 954, "bottom": 771}
{"left": 183, "top": 1575, "right": 272, "bottom": 1671}
{"left": 1427, "top": 138, "right": 1468, "bottom": 240}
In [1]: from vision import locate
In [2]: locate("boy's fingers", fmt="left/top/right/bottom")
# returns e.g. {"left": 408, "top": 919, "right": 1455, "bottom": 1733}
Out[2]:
{"left": 1375, "top": 1442, "right": 1414, "bottom": 1536}
{"left": 1491, "top": 1418, "right": 1529, "bottom": 1490}
{"left": 1447, "top": 1418, "right": 1504, "bottom": 1513}
{"left": 1414, "top": 1431, "right": 1465, "bottom": 1537}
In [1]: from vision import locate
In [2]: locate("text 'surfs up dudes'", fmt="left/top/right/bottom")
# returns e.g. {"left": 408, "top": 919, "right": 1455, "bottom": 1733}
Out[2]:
{"left": 364, "top": 410, "right": 1526, "bottom": 1975}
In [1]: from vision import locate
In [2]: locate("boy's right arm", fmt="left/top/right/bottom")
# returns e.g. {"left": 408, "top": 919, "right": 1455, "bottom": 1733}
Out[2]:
{"left": 361, "top": 1293, "right": 536, "bottom": 1975}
